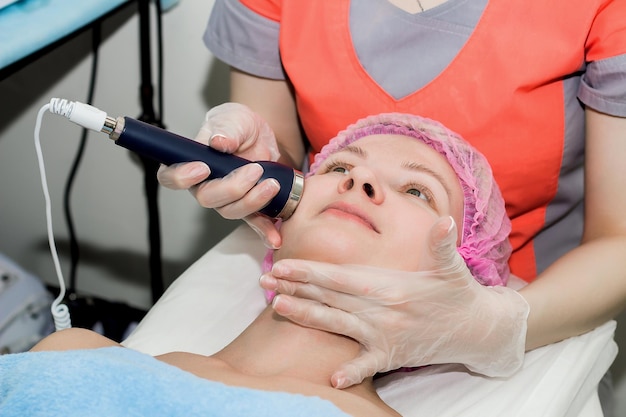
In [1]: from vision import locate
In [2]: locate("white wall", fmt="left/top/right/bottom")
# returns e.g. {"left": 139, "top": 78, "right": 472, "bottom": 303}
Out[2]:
{"left": 0, "top": 0, "right": 623, "bottom": 414}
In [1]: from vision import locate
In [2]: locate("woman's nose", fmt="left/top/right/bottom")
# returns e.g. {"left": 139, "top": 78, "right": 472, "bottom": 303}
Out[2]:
{"left": 338, "top": 168, "right": 384, "bottom": 203}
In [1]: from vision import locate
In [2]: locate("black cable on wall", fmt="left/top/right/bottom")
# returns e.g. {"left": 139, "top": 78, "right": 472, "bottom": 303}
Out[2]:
{"left": 63, "top": 22, "right": 101, "bottom": 296}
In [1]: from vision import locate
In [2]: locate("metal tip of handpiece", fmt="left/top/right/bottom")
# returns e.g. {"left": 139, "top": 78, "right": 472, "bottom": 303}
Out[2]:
{"left": 277, "top": 171, "right": 304, "bottom": 220}
{"left": 101, "top": 116, "right": 117, "bottom": 135}
{"left": 107, "top": 116, "right": 125, "bottom": 141}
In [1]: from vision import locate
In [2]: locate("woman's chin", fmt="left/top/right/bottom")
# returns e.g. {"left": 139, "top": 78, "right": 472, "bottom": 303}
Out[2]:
{"left": 275, "top": 232, "right": 368, "bottom": 264}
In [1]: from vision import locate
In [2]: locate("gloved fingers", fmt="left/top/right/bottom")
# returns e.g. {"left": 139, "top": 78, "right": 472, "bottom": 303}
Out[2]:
{"left": 259, "top": 273, "right": 310, "bottom": 297}
{"left": 331, "top": 352, "right": 385, "bottom": 389}
{"left": 270, "top": 261, "right": 441, "bottom": 310}
{"left": 269, "top": 258, "right": 481, "bottom": 322}
{"left": 270, "top": 259, "right": 402, "bottom": 298}
{"left": 271, "top": 294, "right": 335, "bottom": 328}
{"left": 271, "top": 293, "right": 376, "bottom": 341}
{"left": 270, "top": 290, "right": 405, "bottom": 355}
{"left": 189, "top": 163, "right": 273, "bottom": 211}
{"left": 243, "top": 215, "right": 282, "bottom": 249}
{"left": 261, "top": 273, "right": 376, "bottom": 314}
{"left": 156, "top": 162, "right": 210, "bottom": 190}
{"left": 213, "top": 178, "right": 280, "bottom": 219}
{"left": 199, "top": 103, "right": 281, "bottom": 161}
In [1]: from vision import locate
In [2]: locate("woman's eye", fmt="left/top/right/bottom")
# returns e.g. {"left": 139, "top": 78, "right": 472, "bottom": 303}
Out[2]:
{"left": 331, "top": 166, "right": 350, "bottom": 174}
{"left": 321, "top": 161, "right": 352, "bottom": 175}
{"left": 406, "top": 187, "right": 430, "bottom": 202}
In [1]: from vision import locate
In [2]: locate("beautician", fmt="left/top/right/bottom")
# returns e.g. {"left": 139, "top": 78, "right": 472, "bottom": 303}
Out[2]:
{"left": 158, "top": 0, "right": 626, "bottom": 400}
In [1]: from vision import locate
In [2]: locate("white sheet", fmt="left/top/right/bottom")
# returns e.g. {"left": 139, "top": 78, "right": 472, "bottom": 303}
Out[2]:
{"left": 123, "top": 225, "right": 618, "bottom": 417}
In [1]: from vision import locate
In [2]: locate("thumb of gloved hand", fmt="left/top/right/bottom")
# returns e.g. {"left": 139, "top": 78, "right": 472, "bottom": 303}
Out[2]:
{"left": 197, "top": 102, "right": 281, "bottom": 162}
{"left": 421, "top": 215, "right": 465, "bottom": 272}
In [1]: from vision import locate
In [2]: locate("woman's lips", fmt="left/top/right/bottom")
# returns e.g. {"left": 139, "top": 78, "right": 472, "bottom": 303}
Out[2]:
{"left": 322, "top": 202, "right": 380, "bottom": 233}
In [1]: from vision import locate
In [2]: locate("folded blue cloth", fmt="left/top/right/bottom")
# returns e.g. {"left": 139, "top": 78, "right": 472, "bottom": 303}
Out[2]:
{"left": 0, "top": 346, "right": 350, "bottom": 417}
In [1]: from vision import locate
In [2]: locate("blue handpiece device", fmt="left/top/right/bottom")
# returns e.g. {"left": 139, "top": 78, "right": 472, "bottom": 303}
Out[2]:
{"left": 110, "top": 116, "right": 303, "bottom": 220}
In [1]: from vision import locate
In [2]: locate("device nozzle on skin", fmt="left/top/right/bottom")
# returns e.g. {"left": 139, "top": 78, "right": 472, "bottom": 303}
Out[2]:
{"left": 48, "top": 98, "right": 303, "bottom": 220}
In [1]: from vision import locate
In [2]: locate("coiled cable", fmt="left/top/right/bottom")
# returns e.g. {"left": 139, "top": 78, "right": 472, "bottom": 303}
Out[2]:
{"left": 34, "top": 103, "right": 72, "bottom": 331}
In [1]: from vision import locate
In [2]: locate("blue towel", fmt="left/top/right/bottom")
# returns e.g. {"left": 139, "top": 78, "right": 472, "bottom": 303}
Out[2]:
{"left": 0, "top": 346, "right": 351, "bottom": 417}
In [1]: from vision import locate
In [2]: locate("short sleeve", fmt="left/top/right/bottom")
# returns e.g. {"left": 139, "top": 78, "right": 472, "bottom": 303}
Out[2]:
{"left": 203, "top": 0, "right": 286, "bottom": 80}
{"left": 578, "top": 54, "right": 626, "bottom": 116}
{"left": 578, "top": 0, "right": 626, "bottom": 116}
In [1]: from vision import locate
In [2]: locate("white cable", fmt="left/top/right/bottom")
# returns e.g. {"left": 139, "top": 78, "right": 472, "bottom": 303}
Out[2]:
{"left": 49, "top": 98, "right": 107, "bottom": 131}
{"left": 33, "top": 98, "right": 110, "bottom": 331}
{"left": 34, "top": 103, "right": 72, "bottom": 331}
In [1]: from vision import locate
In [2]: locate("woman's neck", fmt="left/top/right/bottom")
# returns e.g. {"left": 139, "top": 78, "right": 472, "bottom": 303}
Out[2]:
{"left": 212, "top": 306, "right": 363, "bottom": 387}
{"left": 208, "top": 306, "right": 398, "bottom": 416}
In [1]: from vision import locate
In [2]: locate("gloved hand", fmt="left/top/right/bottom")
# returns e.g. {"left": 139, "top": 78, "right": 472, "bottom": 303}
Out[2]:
{"left": 157, "top": 103, "right": 283, "bottom": 248}
{"left": 260, "top": 217, "right": 530, "bottom": 388}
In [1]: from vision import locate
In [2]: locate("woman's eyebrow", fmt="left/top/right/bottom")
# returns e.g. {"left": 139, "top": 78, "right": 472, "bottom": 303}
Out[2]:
{"left": 402, "top": 162, "right": 453, "bottom": 197}
{"left": 337, "top": 145, "right": 367, "bottom": 158}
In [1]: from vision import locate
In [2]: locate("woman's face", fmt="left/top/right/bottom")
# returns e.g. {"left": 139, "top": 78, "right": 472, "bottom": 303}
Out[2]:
{"left": 274, "top": 134, "right": 464, "bottom": 271}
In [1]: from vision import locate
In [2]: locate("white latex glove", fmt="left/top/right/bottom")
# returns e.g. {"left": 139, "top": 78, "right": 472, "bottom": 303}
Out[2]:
{"left": 260, "top": 217, "right": 530, "bottom": 388}
{"left": 157, "top": 103, "right": 283, "bottom": 248}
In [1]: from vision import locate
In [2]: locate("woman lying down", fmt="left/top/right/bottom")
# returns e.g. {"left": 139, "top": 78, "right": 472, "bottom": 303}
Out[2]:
{"left": 0, "top": 113, "right": 514, "bottom": 417}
